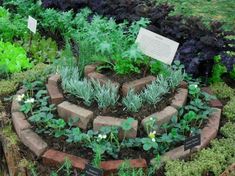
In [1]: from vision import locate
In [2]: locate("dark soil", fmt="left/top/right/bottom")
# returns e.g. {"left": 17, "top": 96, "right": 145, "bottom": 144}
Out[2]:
{"left": 223, "top": 74, "right": 235, "bottom": 89}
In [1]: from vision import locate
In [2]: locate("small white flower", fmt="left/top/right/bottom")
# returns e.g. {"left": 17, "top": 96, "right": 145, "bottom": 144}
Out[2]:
{"left": 102, "top": 134, "right": 107, "bottom": 139}
{"left": 150, "top": 117, "right": 153, "bottom": 121}
{"left": 16, "top": 94, "right": 25, "bottom": 102}
{"left": 152, "top": 138, "right": 156, "bottom": 142}
{"left": 98, "top": 134, "right": 102, "bottom": 139}
{"left": 25, "top": 98, "right": 35, "bottom": 104}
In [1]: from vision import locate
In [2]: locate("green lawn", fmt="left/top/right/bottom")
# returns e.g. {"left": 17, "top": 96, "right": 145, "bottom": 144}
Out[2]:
{"left": 155, "top": 0, "right": 235, "bottom": 31}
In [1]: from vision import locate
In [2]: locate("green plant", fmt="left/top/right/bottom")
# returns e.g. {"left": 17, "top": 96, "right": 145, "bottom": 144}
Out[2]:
{"left": 122, "top": 90, "right": 143, "bottom": 113}
{"left": 210, "top": 55, "right": 227, "bottom": 83}
{"left": 230, "top": 65, "right": 235, "bottom": 80}
{"left": 118, "top": 161, "right": 145, "bottom": 176}
{"left": 168, "top": 67, "right": 185, "bottom": 89}
{"left": 0, "top": 41, "right": 32, "bottom": 74}
{"left": 210, "top": 82, "right": 234, "bottom": 99}
{"left": 223, "top": 97, "right": 235, "bottom": 121}
{"left": 93, "top": 81, "right": 119, "bottom": 110}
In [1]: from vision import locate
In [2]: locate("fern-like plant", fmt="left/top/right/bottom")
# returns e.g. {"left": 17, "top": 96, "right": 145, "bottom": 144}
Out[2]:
{"left": 122, "top": 89, "right": 142, "bottom": 113}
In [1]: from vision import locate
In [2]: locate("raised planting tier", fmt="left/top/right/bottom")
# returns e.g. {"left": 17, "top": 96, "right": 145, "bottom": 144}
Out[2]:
{"left": 11, "top": 71, "right": 223, "bottom": 175}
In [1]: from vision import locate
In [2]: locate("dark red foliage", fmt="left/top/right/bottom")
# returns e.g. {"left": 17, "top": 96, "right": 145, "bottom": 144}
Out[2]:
{"left": 42, "top": 0, "right": 235, "bottom": 77}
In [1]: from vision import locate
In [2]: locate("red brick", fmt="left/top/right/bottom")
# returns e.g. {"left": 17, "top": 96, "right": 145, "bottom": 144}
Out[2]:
{"left": 142, "top": 106, "right": 178, "bottom": 132}
{"left": 57, "top": 101, "right": 93, "bottom": 130}
{"left": 93, "top": 116, "right": 138, "bottom": 139}
{"left": 201, "top": 87, "right": 213, "bottom": 95}
{"left": 87, "top": 72, "right": 120, "bottom": 88}
{"left": 11, "top": 96, "right": 21, "bottom": 112}
{"left": 46, "top": 84, "right": 64, "bottom": 105}
{"left": 207, "top": 108, "right": 221, "bottom": 131}
{"left": 42, "top": 149, "right": 88, "bottom": 170}
{"left": 100, "top": 159, "right": 147, "bottom": 175}
{"left": 194, "top": 126, "right": 217, "bottom": 150}
{"left": 20, "top": 129, "right": 48, "bottom": 157}
{"left": 179, "top": 81, "right": 188, "bottom": 89}
{"left": 84, "top": 64, "right": 98, "bottom": 76}
{"left": 48, "top": 74, "right": 60, "bottom": 86}
{"left": 171, "top": 88, "right": 188, "bottom": 109}
{"left": 12, "top": 112, "right": 31, "bottom": 137}
{"left": 209, "top": 99, "right": 223, "bottom": 109}
{"left": 162, "top": 145, "right": 190, "bottom": 161}
{"left": 122, "top": 76, "right": 156, "bottom": 96}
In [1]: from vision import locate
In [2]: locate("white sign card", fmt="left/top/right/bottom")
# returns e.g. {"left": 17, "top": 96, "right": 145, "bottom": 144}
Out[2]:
{"left": 27, "top": 16, "right": 37, "bottom": 34}
{"left": 136, "top": 27, "right": 179, "bottom": 65}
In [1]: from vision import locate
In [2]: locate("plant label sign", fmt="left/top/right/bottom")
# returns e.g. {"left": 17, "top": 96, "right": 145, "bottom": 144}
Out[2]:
{"left": 27, "top": 16, "right": 37, "bottom": 34}
{"left": 136, "top": 27, "right": 179, "bottom": 65}
{"left": 184, "top": 134, "right": 201, "bottom": 151}
{"left": 85, "top": 164, "right": 103, "bottom": 176}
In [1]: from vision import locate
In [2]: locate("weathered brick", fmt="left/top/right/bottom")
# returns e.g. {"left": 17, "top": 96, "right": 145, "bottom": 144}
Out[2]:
{"left": 46, "top": 84, "right": 64, "bottom": 105}
{"left": 87, "top": 72, "right": 120, "bottom": 88}
{"left": 12, "top": 112, "right": 31, "bottom": 137}
{"left": 20, "top": 129, "right": 47, "bottom": 157}
{"left": 84, "top": 64, "right": 98, "bottom": 76}
{"left": 57, "top": 101, "right": 93, "bottom": 130}
{"left": 201, "top": 87, "right": 213, "bottom": 95}
{"left": 11, "top": 96, "right": 21, "bottom": 112}
{"left": 207, "top": 108, "right": 221, "bottom": 131}
{"left": 42, "top": 149, "right": 88, "bottom": 170}
{"left": 179, "top": 81, "right": 188, "bottom": 89}
{"left": 142, "top": 106, "right": 178, "bottom": 131}
{"left": 16, "top": 88, "right": 26, "bottom": 95}
{"left": 93, "top": 116, "right": 138, "bottom": 139}
{"left": 122, "top": 76, "right": 156, "bottom": 96}
{"left": 100, "top": 159, "right": 147, "bottom": 175}
{"left": 171, "top": 88, "right": 188, "bottom": 109}
{"left": 194, "top": 126, "right": 217, "bottom": 151}
{"left": 162, "top": 145, "right": 190, "bottom": 161}
{"left": 209, "top": 99, "right": 223, "bottom": 109}
{"left": 48, "top": 74, "right": 60, "bottom": 86}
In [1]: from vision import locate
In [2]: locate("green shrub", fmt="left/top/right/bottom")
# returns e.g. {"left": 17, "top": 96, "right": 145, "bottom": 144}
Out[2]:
{"left": 223, "top": 97, "right": 235, "bottom": 121}
{"left": 0, "top": 41, "right": 32, "bottom": 74}
{"left": 165, "top": 122, "right": 235, "bottom": 176}
{"left": 220, "top": 122, "right": 235, "bottom": 139}
{"left": 210, "top": 82, "right": 235, "bottom": 99}
{"left": 122, "top": 89, "right": 143, "bottom": 113}
{"left": 230, "top": 65, "right": 235, "bottom": 80}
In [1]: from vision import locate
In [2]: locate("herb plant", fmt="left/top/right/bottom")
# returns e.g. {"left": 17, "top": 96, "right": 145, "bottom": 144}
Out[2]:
{"left": 122, "top": 90, "right": 143, "bottom": 113}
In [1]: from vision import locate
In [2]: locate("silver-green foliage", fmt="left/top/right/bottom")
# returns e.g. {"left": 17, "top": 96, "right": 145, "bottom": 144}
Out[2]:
{"left": 93, "top": 81, "right": 119, "bottom": 110}
{"left": 60, "top": 67, "right": 94, "bottom": 106}
{"left": 168, "top": 68, "right": 185, "bottom": 89}
{"left": 141, "top": 75, "right": 170, "bottom": 105}
{"left": 122, "top": 89, "right": 143, "bottom": 113}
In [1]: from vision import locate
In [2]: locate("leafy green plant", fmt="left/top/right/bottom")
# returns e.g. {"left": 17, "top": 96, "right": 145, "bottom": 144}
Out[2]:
{"left": 210, "top": 82, "right": 234, "bottom": 99}
{"left": 210, "top": 55, "right": 227, "bottom": 83}
{"left": 122, "top": 90, "right": 143, "bottom": 113}
{"left": 230, "top": 65, "right": 235, "bottom": 80}
{"left": 0, "top": 41, "right": 32, "bottom": 74}
{"left": 93, "top": 81, "right": 119, "bottom": 110}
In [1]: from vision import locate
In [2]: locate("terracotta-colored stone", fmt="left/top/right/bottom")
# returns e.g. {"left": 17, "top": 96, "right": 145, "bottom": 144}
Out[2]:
{"left": 93, "top": 116, "right": 138, "bottom": 139}
{"left": 87, "top": 72, "right": 120, "bottom": 88}
{"left": 16, "top": 88, "right": 26, "bottom": 95}
{"left": 42, "top": 149, "right": 88, "bottom": 170}
{"left": 57, "top": 101, "right": 93, "bottom": 130}
{"left": 11, "top": 96, "right": 21, "bottom": 112}
{"left": 171, "top": 88, "right": 188, "bottom": 109}
{"left": 84, "top": 64, "right": 98, "bottom": 76}
{"left": 122, "top": 76, "right": 156, "bottom": 96}
{"left": 179, "top": 81, "right": 188, "bottom": 89}
{"left": 220, "top": 163, "right": 235, "bottom": 176}
{"left": 20, "top": 129, "right": 48, "bottom": 157}
{"left": 12, "top": 112, "right": 31, "bottom": 137}
{"left": 209, "top": 99, "right": 223, "bottom": 109}
{"left": 48, "top": 74, "right": 60, "bottom": 86}
{"left": 46, "top": 84, "right": 64, "bottom": 105}
{"left": 194, "top": 126, "right": 217, "bottom": 151}
{"left": 142, "top": 106, "right": 178, "bottom": 131}
{"left": 162, "top": 145, "right": 190, "bottom": 161}
{"left": 100, "top": 159, "right": 147, "bottom": 175}
{"left": 201, "top": 87, "right": 213, "bottom": 95}
{"left": 207, "top": 108, "right": 221, "bottom": 130}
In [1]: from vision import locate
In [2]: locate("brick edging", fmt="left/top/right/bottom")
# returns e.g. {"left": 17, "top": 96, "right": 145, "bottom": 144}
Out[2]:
{"left": 11, "top": 74, "right": 223, "bottom": 173}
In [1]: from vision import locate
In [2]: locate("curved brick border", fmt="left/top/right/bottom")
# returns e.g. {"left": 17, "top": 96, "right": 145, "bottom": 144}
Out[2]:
{"left": 11, "top": 74, "right": 222, "bottom": 173}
